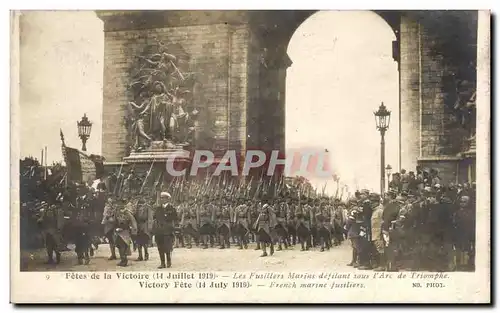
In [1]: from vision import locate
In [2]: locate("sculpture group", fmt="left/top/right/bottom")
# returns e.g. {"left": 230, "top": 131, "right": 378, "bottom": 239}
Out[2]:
{"left": 126, "top": 39, "right": 199, "bottom": 152}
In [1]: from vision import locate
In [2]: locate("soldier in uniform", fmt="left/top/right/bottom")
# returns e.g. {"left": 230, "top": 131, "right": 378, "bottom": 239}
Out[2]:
{"left": 113, "top": 200, "right": 138, "bottom": 267}
{"left": 249, "top": 200, "right": 261, "bottom": 249}
{"left": 197, "top": 196, "right": 215, "bottom": 249}
{"left": 153, "top": 192, "right": 178, "bottom": 268}
{"left": 37, "top": 202, "right": 65, "bottom": 264}
{"left": 101, "top": 197, "right": 118, "bottom": 260}
{"left": 124, "top": 197, "right": 138, "bottom": 252}
{"left": 233, "top": 197, "right": 250, "bottom": 249}
{"left": 215, "top": 198, "right": 232, "bottom": 249}
{"left": 331, "top": 200, "right": 345, "bottom": 246}
{"left": 316, "top": 200, "right": 331, "bottom": 252}
{"left": 296, "top": 198, "right": 312, "bottom": 251}
{"left": 274, "top": 199, "right": 290, "bottom": 251}
{"left": 72, "top": 205, "right": 93, "bottom": 265}
{"left": 180, "top": 197, "right": 198, "bottom": 249}
{"left": 286, "top": 197, "right": 297, "bottom": 246}
{"left": 134, "top": 198, "right": 154, "bottom": 261}
{"left": 254, "top": 203, "right": 277, "bottom": 257}
{"left": 174, "top": 200, "right": 185, "bottom": 248}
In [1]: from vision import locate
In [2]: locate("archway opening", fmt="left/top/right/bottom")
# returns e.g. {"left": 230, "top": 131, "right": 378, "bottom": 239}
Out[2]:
{"left": 286, "top": 11, "right": 399, "bottom": 195}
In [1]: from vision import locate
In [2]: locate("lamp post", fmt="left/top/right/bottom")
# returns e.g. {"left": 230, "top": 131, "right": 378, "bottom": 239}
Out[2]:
{"left": 385, "top": 164, "right": 392, "bottom": 191}
{"left": 77, "top": 114, "right": 92, "bottom": 152}
{"left": 374, "top": 103, "right": 391, "bottom": 195}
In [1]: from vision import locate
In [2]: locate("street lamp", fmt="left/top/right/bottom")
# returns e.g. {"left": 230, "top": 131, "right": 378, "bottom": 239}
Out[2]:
{"left": 374, "top": 103, "right": 391, "bottom": 195}
{"left": 77, "top": 113, "right": 92, "bottom": 151}
{"left": 385, "top": 164, "right": 392, "bottom": 191}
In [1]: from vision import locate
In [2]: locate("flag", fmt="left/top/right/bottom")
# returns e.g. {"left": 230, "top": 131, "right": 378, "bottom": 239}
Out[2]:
{"left": 62, "top": 146, "right": 96, "bottom": 183}
{"left": 60, "top": 130, "right": 105, "bottom": 184}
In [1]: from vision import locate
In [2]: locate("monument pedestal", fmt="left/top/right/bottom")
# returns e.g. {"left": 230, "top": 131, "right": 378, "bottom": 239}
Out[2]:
{"left": 120, "top": 142, "right": 193, "bottom": 191}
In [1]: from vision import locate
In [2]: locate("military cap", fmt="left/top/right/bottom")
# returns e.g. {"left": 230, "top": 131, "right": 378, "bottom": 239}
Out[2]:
{"left": 360, "top": 189, "right": 370, "bottom": 195}
{"left": 369, "top": 193, "right": 380, "bottom": 202}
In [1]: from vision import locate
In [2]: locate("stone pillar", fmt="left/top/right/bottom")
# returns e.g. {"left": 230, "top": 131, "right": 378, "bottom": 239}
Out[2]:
{"left": 399, "top": 14, "right": 421, "bottom": 172}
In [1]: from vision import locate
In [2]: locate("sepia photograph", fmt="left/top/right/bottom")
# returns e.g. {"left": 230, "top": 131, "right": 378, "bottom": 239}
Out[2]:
{"left": 11, "top": 8, "right": 490, "bottom": 303}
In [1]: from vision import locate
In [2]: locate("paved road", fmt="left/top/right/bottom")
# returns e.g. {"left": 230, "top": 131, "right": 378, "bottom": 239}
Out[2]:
{"left": 21, "top": 241, "right": 353, "bottom": 272}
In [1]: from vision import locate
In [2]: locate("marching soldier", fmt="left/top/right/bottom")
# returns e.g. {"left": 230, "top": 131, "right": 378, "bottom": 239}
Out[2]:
{"left": 216, "top": 198, "right": 233, "bottom": 249}
{"left": 197, "top": 196, "right": 215, "bottom": 249}
{"left": 233, "top": 197, "right": 251, "bottom": 249}
{"left": 274, "top": 199, "right": 290, "bottom": 251}
{"left": 331, "top": 200, "right": 345, "bottom": 246}
{"left": 101, "top": 197, "right": 118, "bottom": 260}
{"left": 295, "top": 197, "right": 311, "bottom": 251}
{"left": 316, "top": 200, "right": 331, "bottom": 252}
{"left": 152, "top": 192, "right": 178, "bottom": 268}
{"left": 180, "top": 197, "right": 198, "bottom": 249}
{"left": 174, "top": 200, "right": 185, "bottom": 248}
{"left": 72, "top": 205, "right": 93, "bottom": 265}
{"left": 286, "top": 198, "right": 297, "bottom": 246}
{"left": 113, "top": 199, "right": 138, "bottom": 267}
{"left": 37, "top": 202, "right": 65, "bottom": 264}
{"left": 249, "top": 201, "right": 261, "bottom": 249}
{"left": 254, "top": 202, "right": 277, "bottom": 257}
{"left": 134, "top": 198, "right": 154, "bottom": 261}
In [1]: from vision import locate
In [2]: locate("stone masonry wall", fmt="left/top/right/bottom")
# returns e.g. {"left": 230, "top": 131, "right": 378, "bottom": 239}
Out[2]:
{"left": 420, "top": 28, "right": 449, "bottom": 157}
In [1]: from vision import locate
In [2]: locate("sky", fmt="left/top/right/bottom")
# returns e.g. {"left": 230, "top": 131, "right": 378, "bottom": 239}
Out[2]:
{"left": 286, "top": 11, "right": 399, "bottom": 193}
{"left": 19, "top": 11, "right": 104, "bottom": 164}
{"left": 18, "top": 10, "right": 398, "bottom": 194}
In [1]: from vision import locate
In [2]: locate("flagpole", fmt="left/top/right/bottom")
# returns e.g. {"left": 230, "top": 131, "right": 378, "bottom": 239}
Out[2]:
{"left": 41, "top": 149, "right": 44, "bottom": 179}
{"left": 44, "top": 146, "right": 48, "bottom": 180}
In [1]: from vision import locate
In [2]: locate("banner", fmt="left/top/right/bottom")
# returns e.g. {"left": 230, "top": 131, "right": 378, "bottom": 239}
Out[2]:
{"left": 62, "top": 145, "right": 104, "bottom": 184}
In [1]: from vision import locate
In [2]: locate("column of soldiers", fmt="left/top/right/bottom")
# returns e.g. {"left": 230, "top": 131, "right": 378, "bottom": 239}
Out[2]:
{"left": 32, "top": 167, "right": 476, "bottom": 272}
{"left": 344, "top": 168, "right": 476, "bottom": 272}
{"left": 94, "top": 189, "right": 350, "bottom": 266}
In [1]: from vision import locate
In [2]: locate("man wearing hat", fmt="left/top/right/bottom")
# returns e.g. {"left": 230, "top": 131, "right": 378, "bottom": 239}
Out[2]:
{"left": 274, "top": 199, "right": 290, "bottom": 251}
{"left": 215, "top": 197, "right": 233, "bottom": 249}
{"left": 369, "top": 193, "right": 385, "bottom": 270}
{"left": 345, "top": 207, "right": 363, "bottom": 267}
{"left": 134, "top": 198, "right": 154, "bottom": 261}
{"left": 101, "top": 197, "right": 118, "bottom": 260}
{"left": 295, "top": 197, "right": 312, "bottom": 251}
{"left": 180, "top": 197, "right": 198, "bottom": 249}
{"left": 152, "top": 192, "right": 178, "bottom": 268}
{"left": 253, "top": 202, "right": 277, "bottom": 257}
{"left": 113, "top": 199, "right": 138, "bottom": 267}
{"left": 316, "top": 199, "right": 332, "bottom": 252}
{"left": 197, "top": 196, "right": 215, "bottom": 249}
{"left": 37, "top": 202, "right": 65, "bottom": 264}
{"left": 233, "top": 197, "right": 251, "bottom": 249}
{"left": 286, "top": 197, "right": 297, "bottom": 246}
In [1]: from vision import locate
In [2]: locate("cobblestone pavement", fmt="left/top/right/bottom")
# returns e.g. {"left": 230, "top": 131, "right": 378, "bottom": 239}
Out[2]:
{"left": 21, "top": 241, "right": 353, "bottom": 272}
